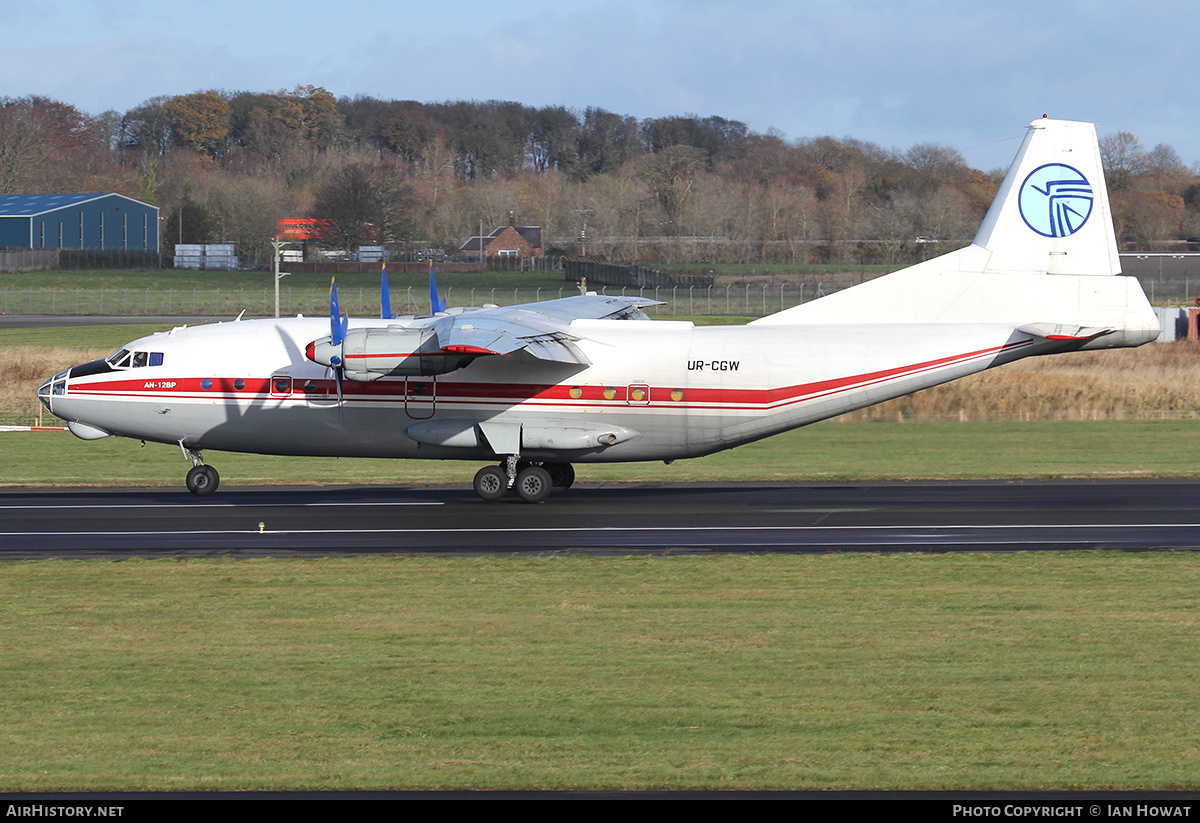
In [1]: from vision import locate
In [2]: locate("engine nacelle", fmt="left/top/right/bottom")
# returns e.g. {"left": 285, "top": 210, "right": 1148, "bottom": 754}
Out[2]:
{"left": 306, "top": 326, "right": 478, "bottom": 381}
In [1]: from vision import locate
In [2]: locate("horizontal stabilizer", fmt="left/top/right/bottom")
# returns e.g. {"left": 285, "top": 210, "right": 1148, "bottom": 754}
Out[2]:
{"left": 1017, "top": 323, "right": 1113, "bottom": 342}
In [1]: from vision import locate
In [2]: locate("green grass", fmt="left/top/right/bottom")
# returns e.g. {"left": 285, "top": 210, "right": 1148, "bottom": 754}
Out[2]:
{"left": 0, "top": 323, "right": 179, "bottom": 350}
{"left": 2, "top": 553, "right": 1198, "bottom": 790}
{"left": 3, "top": 420, "right": 1198, "bottom": 488}
{"left": 0, "top": 271, "right": 711, "bottom": 317}
{"left": 0, "top": 267, "right": 569, "bottom": 293}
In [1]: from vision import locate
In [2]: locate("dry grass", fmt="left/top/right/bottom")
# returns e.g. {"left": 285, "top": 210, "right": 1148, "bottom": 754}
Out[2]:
{"left": 0, "top": 344, "right": 108, "bottom": 418}
{"left": 844, "top": 340, "right": 1200, "bottom": 421}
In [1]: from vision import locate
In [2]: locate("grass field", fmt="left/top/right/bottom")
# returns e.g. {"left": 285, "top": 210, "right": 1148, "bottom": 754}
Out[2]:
{"left": 3, "top": 553, "right": 1199, "bottom": 791}
{"left": 2, "top": 419, "right": 1199, "bottom": 488}
{"left": 0, "top": 265, "right": 890, "bottom": 319}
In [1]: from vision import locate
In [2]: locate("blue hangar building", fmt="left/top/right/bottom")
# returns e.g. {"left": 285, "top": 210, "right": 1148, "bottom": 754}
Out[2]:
{"left": 0, "top": 193, "right": 159, "bottom": 252}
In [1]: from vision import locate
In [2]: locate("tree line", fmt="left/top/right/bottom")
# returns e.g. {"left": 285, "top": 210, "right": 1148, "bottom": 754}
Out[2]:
{"left": 1, "top": 87, "right": 1197, "bottom": 266}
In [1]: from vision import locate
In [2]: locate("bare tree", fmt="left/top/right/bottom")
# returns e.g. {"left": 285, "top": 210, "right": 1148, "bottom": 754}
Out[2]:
{"left": 0, "top": 99, "right": 53, "bottom": 192}
{"left": 312, "top": 162, "right": 414, "bottom": 249}
{"left": 637, "top": 144, "right": 707, "bottom": 234}
{"left": 1100, "top": 131, "right": 1150, "bottom": 191}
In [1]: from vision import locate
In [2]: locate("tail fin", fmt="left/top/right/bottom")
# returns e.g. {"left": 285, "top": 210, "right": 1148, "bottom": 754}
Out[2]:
{"left": 753, "top": 117, "right": 1158, "bottom": 347}
{"left": 972, "top": 117, "right": 1120, "bottom": 276}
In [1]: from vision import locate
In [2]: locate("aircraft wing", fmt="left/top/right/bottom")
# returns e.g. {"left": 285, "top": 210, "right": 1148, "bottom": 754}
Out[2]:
{"left": 432, "top": 294, "right": 661, "bottom": 365}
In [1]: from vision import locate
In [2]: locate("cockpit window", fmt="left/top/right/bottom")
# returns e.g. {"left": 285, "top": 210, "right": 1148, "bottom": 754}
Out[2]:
{"left": 105, "top": 349, "right": 164, "bottom": 369}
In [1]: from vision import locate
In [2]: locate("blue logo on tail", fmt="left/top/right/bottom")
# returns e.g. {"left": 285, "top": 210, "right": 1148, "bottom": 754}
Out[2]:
{"left": 1018, "top": 163, "right": 1093, "bottom": 237}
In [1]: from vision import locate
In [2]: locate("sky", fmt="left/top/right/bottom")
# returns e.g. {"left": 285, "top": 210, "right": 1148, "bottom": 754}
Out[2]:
{"left": 1, "top": 0, "right": 1195, "bottom": 172}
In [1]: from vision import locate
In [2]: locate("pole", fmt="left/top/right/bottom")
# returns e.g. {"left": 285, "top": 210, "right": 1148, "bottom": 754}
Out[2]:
{"left": 271, "top": 236, "right": 291, "bottom": 319}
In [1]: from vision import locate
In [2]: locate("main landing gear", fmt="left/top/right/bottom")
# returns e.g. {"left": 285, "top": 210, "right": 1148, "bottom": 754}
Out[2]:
{"left": 473, "top": 458, "right": 575, "bottom": 503}
{"left": 181, "top": 444, "right": 220, "bottom": 497}
{"left": 174, "top": 444, "right": 570, "bottom": 503}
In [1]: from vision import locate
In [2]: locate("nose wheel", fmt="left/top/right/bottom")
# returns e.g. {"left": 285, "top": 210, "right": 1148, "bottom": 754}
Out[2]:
{"left": 180, "top": 443, "right": 220, "bottom": 497}
{"left": 185, "top": 464, "right": 220, "bottom": 496}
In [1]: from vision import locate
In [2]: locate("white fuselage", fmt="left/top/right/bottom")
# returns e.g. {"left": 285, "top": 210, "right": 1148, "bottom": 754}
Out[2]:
{"left": 43, "top": 314, "right": 1052, "bottom": 464}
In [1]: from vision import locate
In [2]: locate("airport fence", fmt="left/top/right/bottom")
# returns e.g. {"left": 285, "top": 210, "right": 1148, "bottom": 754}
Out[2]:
{"left": 0, "top": 248, "right": 163, "bottom": 271}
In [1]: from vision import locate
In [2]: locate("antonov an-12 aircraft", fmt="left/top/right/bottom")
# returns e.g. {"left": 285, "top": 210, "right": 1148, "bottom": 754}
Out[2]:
{"left": 39, "top": 118, "right": 1159, "bottom": 502}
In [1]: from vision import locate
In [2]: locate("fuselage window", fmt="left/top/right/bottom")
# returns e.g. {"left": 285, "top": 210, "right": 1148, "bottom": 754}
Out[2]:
{"left": 149, "top": 352, "right": 164, "bottom": 367}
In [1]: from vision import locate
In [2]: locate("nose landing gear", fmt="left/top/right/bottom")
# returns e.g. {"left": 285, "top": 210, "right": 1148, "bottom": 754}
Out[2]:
{"left": 180, "top": 441, "right": 220, "bottom": 497}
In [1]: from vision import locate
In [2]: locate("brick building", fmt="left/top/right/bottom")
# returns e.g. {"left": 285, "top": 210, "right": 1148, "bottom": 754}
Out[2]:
{"left": 459, "top": 224, "right": 543, "bottom": 261}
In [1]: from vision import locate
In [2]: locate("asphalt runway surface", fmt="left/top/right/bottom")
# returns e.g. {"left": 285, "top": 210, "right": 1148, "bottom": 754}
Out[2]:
{"left": 2, "top": 480, "right": 1199, "bottom": 559}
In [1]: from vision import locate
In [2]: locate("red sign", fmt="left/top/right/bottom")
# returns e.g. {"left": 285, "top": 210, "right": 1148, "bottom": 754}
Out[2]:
{"left": 276, "top": 218, "right": 324, "bottom": 241}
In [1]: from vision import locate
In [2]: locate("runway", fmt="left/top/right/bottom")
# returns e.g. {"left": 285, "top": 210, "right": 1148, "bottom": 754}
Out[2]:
{"left": 2, "top": 480, "right": 1199, "bottom": 558}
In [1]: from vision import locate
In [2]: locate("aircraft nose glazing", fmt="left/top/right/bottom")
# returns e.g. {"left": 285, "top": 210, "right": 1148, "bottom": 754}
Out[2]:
{"left": 37, "top": 377, "right": 52, "bottom": 412}
{"left": 37, "top": 369, "right": 71, "bottom": 414}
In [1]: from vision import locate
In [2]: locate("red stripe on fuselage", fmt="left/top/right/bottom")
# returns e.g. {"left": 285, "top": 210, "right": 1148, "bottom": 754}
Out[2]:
{"left": 66, "top": 339, "right": 1029, "bottom": 409}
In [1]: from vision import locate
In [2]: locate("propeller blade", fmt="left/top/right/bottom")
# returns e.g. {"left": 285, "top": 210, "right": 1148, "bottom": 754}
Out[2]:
{"left": 323, "top": 365, "right": 345, "bottom": 418}
{"left": 381, "top": 263, "right": 395, "bottom": 320}
{"left": 329, "top": 277, "right": 347, "bottom": 346}
{"left": 429, "top": 262, "right": 445, "bottom": 314}
{"left": 324, "top": 277, "right": 348, "bottom": 416}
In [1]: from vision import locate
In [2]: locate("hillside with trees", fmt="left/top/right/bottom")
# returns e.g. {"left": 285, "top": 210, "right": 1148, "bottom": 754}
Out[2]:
{"left": 2, "top": 87, "right": 1197, "bottom": 266}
